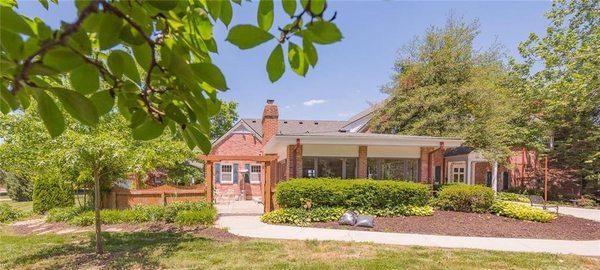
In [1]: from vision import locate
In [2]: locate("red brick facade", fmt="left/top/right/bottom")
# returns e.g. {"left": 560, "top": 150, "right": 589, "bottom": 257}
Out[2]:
{"left": 211, "top": 133, "right": 263, "bottom": 156}
{"left": 261, "top": 99, "right": 279, "bottom": 145}
{"left": 419, "top": 147, "right": 445, "bottom": 184}
{"left": 358, "top": 146, "right": 368, "bottom": 178}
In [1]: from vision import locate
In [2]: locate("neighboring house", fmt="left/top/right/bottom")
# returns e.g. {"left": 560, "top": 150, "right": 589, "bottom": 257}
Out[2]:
{"left": 203, "top": 100, "right": 541, "bottom": 203}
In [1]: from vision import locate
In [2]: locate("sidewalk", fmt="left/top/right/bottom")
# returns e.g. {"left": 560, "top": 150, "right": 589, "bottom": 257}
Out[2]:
{"left": 217, "top": 215, "right": 600, "bottom": 256}
{"left": 516, "top": 202, "right": 600, "bottom": 221}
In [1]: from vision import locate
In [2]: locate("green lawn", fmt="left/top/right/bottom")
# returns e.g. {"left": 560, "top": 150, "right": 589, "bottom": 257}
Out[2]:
{"left": 0, "top": 195, "right": 33, "bottom": 212}
{"left": 0, "top": 229, "right": 597, "bottom": 269}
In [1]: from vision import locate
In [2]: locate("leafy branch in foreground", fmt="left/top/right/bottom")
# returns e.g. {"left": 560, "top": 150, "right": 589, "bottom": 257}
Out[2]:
{"left": 0, "top": 0, "right": 342, "bottom": 151}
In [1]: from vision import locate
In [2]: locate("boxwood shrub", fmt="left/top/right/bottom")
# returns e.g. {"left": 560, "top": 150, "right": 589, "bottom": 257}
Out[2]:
{"left": 490, "top": 201, "right": 556, "bottom": 222}
{"left": 32, "top": 174, "right": 74, "bottom": 214}
{"left": 435, "top": 184, "right": 494, "bottom": 213}
{"left": 174, "top": 208, "right": 218, "bottom": 226}
{"left": 275, "top": 178, "right": 430, "bottom": 208}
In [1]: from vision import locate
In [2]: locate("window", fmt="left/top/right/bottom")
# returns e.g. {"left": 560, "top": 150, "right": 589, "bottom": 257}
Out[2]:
{"left": 367, "top": 158, "right": 420, "bottom": 181}
{"left": 303, "top": 157, "right": 356, "bottom": 179}
{"left": 450, "top": 163, "right": 466, "bottom": 183}
{"left": 250, "top": 165, "right": 261, "bottom": 184}
{"left": 220, "top": 164, "right": 233, "bottom": 183}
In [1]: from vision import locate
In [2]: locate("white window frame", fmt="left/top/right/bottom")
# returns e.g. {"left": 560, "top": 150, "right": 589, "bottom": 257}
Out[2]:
{"left": 449, "top": 162, "right": 466, "bottom": 183}
{"left": 220, "top": 164, "right": 233, "bottom": 184}
{"left": 249, "top": 165, "right": 262, "bottom": 184}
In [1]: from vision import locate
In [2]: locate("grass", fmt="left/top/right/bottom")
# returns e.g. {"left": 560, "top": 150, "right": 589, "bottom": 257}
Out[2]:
{"left": 0, "top": 229, "right": 597, "bottom": 269}
{"left": 0, "top": 195, "right": 33, "bottom": 212}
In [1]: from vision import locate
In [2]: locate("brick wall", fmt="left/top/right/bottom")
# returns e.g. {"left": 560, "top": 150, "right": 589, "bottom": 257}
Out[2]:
{"left": 261, "top": 100, "right": 279, "bottom": 144}
{"left": 210, "top": 133, "right": 263, "bottom": 156}
{"left": 213, "top": 160, "right": 264, "bottom": 202}
{"left": 286, "top": 144, "right": 302, "bottom": 179}
{"left": 419, "top": 147, "right": 445, "bottom": 183}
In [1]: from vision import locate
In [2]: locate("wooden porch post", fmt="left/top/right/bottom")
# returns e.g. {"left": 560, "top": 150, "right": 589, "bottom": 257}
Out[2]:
{"left": 205, "top": 161, "right": 213, "bottom": 203}
{"left": 264, "top": 161, "right": 272, "bottom": 213}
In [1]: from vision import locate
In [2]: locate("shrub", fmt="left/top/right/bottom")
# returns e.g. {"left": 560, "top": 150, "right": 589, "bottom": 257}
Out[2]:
{"left": 32, "top": 174, "right": 75, "bottom": 213}
{"left": 261, "top": 207, "right": 345, "bottom": 225}
{"left": 261, "top": 206, "right": 434, "bottom": 225}
{"left": 175, "top": 208, "right": 217, "bottom": 226}
{"left": 576, "top": 195, "right": 597, "bottom": 208}
{"left": 0, "top": 203, "right": 23, "bottom": 223}
{"left": 5, "top": 173, "right": 32, "bottom": 202}
{"left": 275, "top": 178, "right": 430, "bottom": 209}
{"left": 497, "top": 192, "right": 529, "bottom": 203}
{"left": 435, "top": 184, "right": 494, "bottom": 213}
{"left": 47, "top": 202, "right": 215, "bottom": 226}
{"left": 47, "top": 205, "right": 91, "bottom": 223}
{"left": 490, "top": 201, "right": 556, "bottom": 222}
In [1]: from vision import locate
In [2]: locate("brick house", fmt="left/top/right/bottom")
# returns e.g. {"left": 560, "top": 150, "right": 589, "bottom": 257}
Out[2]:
{"left": 203, "top": 100, "right": 541, "bottom": 204}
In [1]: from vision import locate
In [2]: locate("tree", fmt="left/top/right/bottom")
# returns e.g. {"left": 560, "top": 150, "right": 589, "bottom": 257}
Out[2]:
{"left": 1, "top": 0, "right": 342, "bottom": 254}
{"left": 371, "top": 16, "right": 523, "bottom": 161}
{"left": 210, "top": 100, "right": 238, "bottom": 139}
{"left": 0, "top": 0, "right": 342, "bottom": 151}
{"left": 512, "top": 0, "right": 600, "bottom": 194}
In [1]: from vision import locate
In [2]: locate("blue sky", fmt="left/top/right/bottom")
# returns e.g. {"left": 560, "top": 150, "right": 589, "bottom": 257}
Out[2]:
{"left": 18, "top": 0, "right": 551, "bottom": 121}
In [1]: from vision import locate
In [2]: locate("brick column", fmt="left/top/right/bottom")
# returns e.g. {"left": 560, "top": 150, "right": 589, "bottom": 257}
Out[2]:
{"left": 286, "top": 144, "right": 303, "bottom": 179}
{"left": 358, "top": 145, "right": 368, "bottom": 178}
{"left": 420, "top": 147, "right": 434, "bottom": 183}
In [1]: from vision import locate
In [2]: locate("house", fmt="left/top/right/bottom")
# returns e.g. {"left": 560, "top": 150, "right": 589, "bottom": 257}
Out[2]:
{"left": 201, "top": 100, "right": 541, "bottom": 204}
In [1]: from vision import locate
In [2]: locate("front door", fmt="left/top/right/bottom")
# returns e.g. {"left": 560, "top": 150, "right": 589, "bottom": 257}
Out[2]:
{"left": 486, "top": 172, "right": 492, "bottom": 187}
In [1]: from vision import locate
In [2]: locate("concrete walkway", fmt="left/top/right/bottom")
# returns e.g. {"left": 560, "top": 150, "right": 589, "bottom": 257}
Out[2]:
{"left": 215, "top": 200, "right": 264, "bottom": 216}
{"left": 543, "top": 205, "right": 600, "bottom": 221}
{"left": 217, "top": 215, "right": 600, "bottom": 256}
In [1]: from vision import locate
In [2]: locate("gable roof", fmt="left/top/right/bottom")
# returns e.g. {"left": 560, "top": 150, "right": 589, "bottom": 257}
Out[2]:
{"left": 211, "top": 120, "right": 262, "bottom": 147}
{"left": 242, "top": 118, "right": 346, "bottom": 135}
{"left": 444, "top": 146, "right": 474, "bottom": 157}
{"left": 339, "top": 99, "right": 388, "bottom": 132}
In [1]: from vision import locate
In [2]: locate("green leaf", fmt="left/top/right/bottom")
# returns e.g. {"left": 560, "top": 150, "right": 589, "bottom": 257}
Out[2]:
{"left": 132, "top": 119, "right": 165, "bottom": 140}
{"left": 0, "top": 29, "right": 23, "bottom": 60}
{"left": 119, "top": 25, "right": 146, "bottom": 46}
{"left": 0, "top": 7, "right": 34, "bottom": 35}
{"left": 107, "top": 50, "right": 141, "bottom": 83}
{"left": 226, "top": 24, "right": 274, "bottom": 49}
{"left": 98, "top": 13, "right": 123, "bottom": 50}
{"left": 165, "top": 103, "right": 188, "bottom": 124}
{"left": 69, "top": 63, "right": 99, "bottom": 95}
{"left": 132, "top": 43, "right": 152, "bottom": 69}
{"left": 310, "top": 0, "right": 325, "bottom": 14}
{"left": 303, "top": 21, "right": 342, "bottom": 44}
{"left": 206, "top": 0, "right": 221, "bottom": 21}
{"left": 220, "top": 0, "right": 233, "bottom": 27}
{"left": 184, "top": 124, "right": 211, "bottom": 153}
{"left": 31, "top": 89, "right": 65, "bottom": 137}
{"left": 49, "top": 88, "right": 99, "bottom": 126}
{"left": 257, "top": 0, "right": 274, "bottom": 31}
{"left": 42, "top": 47, "right": 84, "bottom": 72}
{"left": 38, "top": 0, "right": 49, "bottom": 9}
{"left": 282, "top": 0, "right": 296, "bottom": 17}
{"left": 288, "top": 42, "right": 307, "bottom": 76}
{"left": 266, "top": 44, "right": 285, "bottom": 82}
{"left": 0, "top": 85, "right": 19, "bottom": 110}
{"left": 303, "top": 37, "right": 318, "bottom": 66}
{"left": 148, "top": 0, "right": 178, "bottom": 11}
{"left": 90, "top": 90, "right": 114, "bottom": 116}
{"left": 190, "top": 63, "right": 228, "bottom": 91}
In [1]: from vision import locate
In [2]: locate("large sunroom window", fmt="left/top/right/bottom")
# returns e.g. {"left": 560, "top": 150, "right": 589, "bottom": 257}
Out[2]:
{"left": 367, "top": 158, "right": 420, "bottom": 181}
{"left": 302, "top": 157, "right": 357, "bottom": 179}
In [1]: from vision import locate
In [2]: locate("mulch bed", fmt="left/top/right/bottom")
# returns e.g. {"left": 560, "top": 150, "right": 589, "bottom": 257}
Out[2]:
{"left": 9, "top": 219, "right": 246, "bottom": 242}
{"left": 309, "top": 211, "right": 600, "bottom": 240}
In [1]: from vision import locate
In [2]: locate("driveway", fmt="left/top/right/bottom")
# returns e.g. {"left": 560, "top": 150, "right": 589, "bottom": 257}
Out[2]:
{"left": 216, "top": 215, "right": 600, "bottom": 256}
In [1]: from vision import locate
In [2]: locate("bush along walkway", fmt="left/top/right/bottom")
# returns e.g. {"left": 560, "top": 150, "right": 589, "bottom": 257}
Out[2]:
{"left": 216, "top": 215, "right": 600, "bottom": 257}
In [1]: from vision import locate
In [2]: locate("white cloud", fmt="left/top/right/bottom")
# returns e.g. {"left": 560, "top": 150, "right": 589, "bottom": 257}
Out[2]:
{"left": 337, "top": 112, "right": 351, "bottom": 117}
{"left": 303, "top": 99, "right": 326, "bottom": 106}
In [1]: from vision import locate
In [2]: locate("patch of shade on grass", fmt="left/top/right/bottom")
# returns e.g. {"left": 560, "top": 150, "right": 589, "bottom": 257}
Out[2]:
{"left": 0, "top": 230, "right": 597, "bottom": 269}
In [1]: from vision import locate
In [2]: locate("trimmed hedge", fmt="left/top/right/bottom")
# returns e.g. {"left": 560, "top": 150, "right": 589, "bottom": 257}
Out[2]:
{"left": 435, "top": 184, "right": 494, "bottom": 213}
{"left": 490, "top": 201, "right": 556, "bottom": 222}
{"left": 275, "top": 178, "right": 430, "bottom": 209}
{"left": 47, "top": 202, "right": 214, "bottom": 226}
{"left": 32, "top": 175, "right": 74, "bottom": 214}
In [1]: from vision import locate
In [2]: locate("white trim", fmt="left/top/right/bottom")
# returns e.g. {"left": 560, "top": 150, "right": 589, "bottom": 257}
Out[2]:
{"left": 448, "top": 161, "right": 467, "bottom": 184}
{"left": 219, "top": 164, "right": 234, "bottom": 184}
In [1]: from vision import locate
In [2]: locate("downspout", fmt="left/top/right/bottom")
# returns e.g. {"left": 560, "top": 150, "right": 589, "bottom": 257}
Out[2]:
{"left": 291, "top": 138, "right": 301, "bottom": 178}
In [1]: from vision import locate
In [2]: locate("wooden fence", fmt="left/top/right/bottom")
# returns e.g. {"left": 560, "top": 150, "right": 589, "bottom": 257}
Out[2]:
{"left": 102, "top": 184, "right": 207, "bottom": 209}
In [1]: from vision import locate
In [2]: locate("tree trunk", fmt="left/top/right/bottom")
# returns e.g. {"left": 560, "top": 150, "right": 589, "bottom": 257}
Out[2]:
{"left": 94, "top": 170, "right": 103, "bottom": 254}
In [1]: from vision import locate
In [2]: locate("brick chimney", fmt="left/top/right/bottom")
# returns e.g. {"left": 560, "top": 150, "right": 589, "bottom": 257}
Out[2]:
{"left": 262, "top": 99, "right": 279, "bottom": 144}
